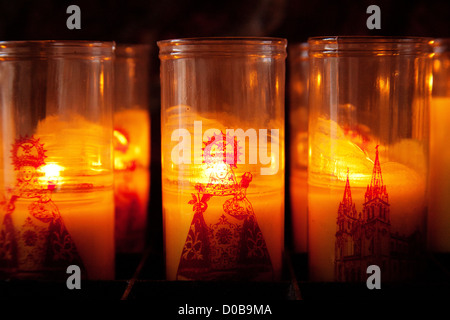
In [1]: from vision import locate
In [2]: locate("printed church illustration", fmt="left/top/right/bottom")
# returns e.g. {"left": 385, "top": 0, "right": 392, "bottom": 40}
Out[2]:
{"left": 334, "top": 147, "right": 422, "bottom": 282}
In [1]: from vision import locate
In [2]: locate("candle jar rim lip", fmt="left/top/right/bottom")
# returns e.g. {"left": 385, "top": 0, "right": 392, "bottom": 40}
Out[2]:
{"left": 0, "top": 40, "right": 116, "bottom": 58}
{"left": 157, "top": 36, "right": 287, "bottom": 46}
{"left": 308, "top": 35, "right": 433, "bottom": 43}
{"left": 432, "top": 38, "right": 450, "bottom": 53}
{"left": 158, "top": 37, "right": 287, "bottom": 58}
{"left": 0, "top": 40, "right": 115, "bottom": 47}
{"left": 308, "top": 36, "right": 433, "bottom": 55}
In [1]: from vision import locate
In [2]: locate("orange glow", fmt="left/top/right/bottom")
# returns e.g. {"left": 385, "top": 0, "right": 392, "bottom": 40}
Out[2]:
{"left": 434, "top": 58, "right": 441, "bottom": 72}
{"left": 114, "top": 157, "right": 126, "bottom": 171}
{"left": 378, "top": 77, "right": 389, "bottom": 92}
{"left": 249, "top": 70, "right": 257, "bottom": 88}
{"left": 99, "top": 70, "right": 104, "bottom": 96}
{"left": 316, "top": 72, "right": 321, "bottom": 86}
{"left": 114, "top": 129, "right": 129, "bottom": 149}
{"left": 113, "top": 110, "right": 150, "bottom": 172}
{"left": 113, "top": 109, "right": 150, "bottom": 254}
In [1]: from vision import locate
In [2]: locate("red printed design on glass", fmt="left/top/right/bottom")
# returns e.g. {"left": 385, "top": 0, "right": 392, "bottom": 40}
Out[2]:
{"left": 335, "top": 147, "right": 422, "bottom": 282}
{"left": 176, "top": 132, "right": 273, "bottom": 280}
{"left": 0, "top": 136, "right": 84, "bottom": 279}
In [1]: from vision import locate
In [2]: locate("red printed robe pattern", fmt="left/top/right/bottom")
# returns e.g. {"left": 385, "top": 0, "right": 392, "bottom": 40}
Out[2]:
{"left": 0, "top": 136, "right": 84, "bottom": 279}
{"left": 176, "top": 132, "right": 273, "bottom": 280}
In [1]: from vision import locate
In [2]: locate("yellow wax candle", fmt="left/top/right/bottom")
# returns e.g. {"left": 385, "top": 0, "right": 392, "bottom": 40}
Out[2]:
{"left": 158, "top": 37, "right": 286, "bottom": 282}
{"left": 0, "top": 115, "right": 115, "bottom": 280}
{"left": 162, "top": 114, "right": 284, "bottom": 281}
{"left": 0, "top": 40, "right": 115, "bottom": 281}
{"left": 114, "top": 108, "right": 150, "bottom": 254}
{"left": 163, "top": 186, "right": 284, "bottom": 281}
{"left": 48, "top": 188, "right": 115, "bottom": 280}
{"left": 428, "top": 97, "right": 450, "bottom": 252}
{"left": 307, "top": 36, "right": 431, "bottom": 283}
{"left": 308, "top": 118, "right": 427, "bottom": 282}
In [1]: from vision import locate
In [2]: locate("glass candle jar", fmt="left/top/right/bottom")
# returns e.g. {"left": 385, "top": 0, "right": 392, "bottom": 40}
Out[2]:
{"left": 113, "top": 44, "right": 151, "bottom": 255}
{"left": 428, "top": 39, "right": 450, "bottom": 253}
{"left": 288, "top": 42, "right": 309, "bottom": 254}
{"left": 158, "top": 37, "right": 286, "bottom": 281}
{"left": 308, "top": 37, "right": 432, "bottom": 282}
{"left": 0, "top": 41, "right": 115, "bottom": 280}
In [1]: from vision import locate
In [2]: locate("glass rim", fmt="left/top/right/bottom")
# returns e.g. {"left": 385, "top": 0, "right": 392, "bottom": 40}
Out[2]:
{"left": 0, "top": 40, "right": 115, "bottom": 47}
{"left": 158, "top": 37, "right": 287, "bottom": 58}
{"left": 432, "top": 38, "right": 450, "bottom": 54}
{"left": 158, "top": 36, "right": 286, "bottom": 45}
{"left": 308, "top": 36, "right": 433, "bottom": 54}
{"left": 0, "top": 40, "right": 116, "bottom": 58}
{"left": 309, "top": 36, "right": 433, "bottom": 43}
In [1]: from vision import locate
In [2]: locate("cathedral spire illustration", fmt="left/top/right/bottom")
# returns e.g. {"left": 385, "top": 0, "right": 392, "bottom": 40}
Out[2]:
{"left": 342, "top": 169, "right": 352, "bottom": 207}
{"left": 365, "top": 145, "right": 388, "bottom": 204}
{"left": 335, "top": 146, "right": 422, "bottom": 282}
{"left": 338, "top": 169, "right": 358, "bottom": 221}
{"left": 371, "top": 145, "right": 383, "bottom": 187}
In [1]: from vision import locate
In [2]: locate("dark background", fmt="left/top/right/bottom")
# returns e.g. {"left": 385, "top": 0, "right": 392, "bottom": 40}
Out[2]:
{"left": 2, "top": 0, "right": 450, "bottom": 42}
{"left": 1, "top": 0, "right": 449, "bottom": 278}
{"left": 2, "top": 0, "right": 449, "bottom": 93}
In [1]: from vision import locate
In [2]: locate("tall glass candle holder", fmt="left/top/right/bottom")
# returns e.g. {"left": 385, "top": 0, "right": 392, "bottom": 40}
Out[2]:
{"left": 0, "top": 41, "right": 115, "bottom": 280}
{"left": 428, "top": 39, "right": 450, "bottom": 253}
{"left": 159, "top": 37, "right": 286, "bottom": 281}
{"left": 288, "top": 43, "right": 309, "bottom": 254}
{"left": 308, "top": 37, "right": 432, "bottom": 282}
{"left": 114, "top": 44, "right": 151, "bottom": 255}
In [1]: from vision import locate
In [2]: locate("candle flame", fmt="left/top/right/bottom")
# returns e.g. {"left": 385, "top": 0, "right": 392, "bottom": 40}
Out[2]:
{"left": 39, "top": 163, "right": 64, "bottom": 178}
{"left": 38, "top": 163, "right": 64, "bottom": 188}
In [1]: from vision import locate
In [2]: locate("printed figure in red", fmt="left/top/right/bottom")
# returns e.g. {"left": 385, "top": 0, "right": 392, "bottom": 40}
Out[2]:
{"left": 176, "top": 132, "right": 273, "bottom": 280}
{"left": 0, "top": 136, "right": 84, "bottom": 279}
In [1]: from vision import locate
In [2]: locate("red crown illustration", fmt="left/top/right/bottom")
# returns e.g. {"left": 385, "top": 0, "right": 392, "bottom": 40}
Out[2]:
{"left": 11, "top": 136, "right": 47, "bottom": 170}
{"left": 202, "top": 131, "right": 243, "bottom": 168}
{"left": 200, "top": 131, "right": 244, "bottom": 196}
